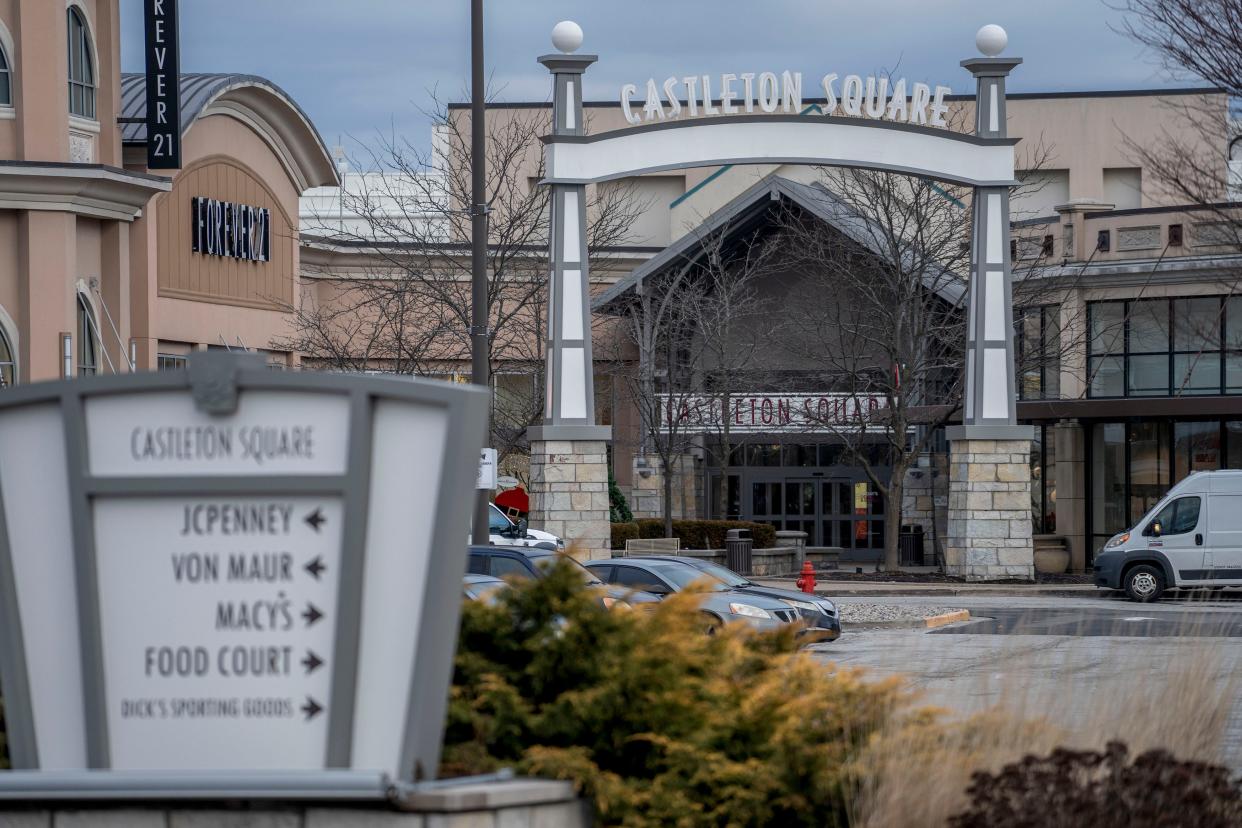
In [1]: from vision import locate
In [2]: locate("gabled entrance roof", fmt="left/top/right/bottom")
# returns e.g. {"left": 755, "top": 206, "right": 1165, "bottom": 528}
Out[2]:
{"left": 593, "top": 174, "right": 966, "bottom": 312}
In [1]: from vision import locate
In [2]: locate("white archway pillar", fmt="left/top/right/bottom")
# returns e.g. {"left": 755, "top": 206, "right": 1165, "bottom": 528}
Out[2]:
{"left": 526, "top": 50, "right": 612, "bottom": 560}
{"left": 943, "top": 56, "right": 1035, "bottom": 580}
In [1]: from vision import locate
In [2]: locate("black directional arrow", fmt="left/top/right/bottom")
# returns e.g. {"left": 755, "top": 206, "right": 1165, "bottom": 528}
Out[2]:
{"left": 301, "top": 697, "right": 323, "bottom": 722}
{"left": 304, "top": 508, "right": 327, "bottom": 533}
{"left": 302, "top": 650, "right": 324, "bottom": 675}
{"left": 302, "top": 603, "right": 324, "bottom": 628}
{"left": 304, "top": 556, "right": 326, "bottom": 581}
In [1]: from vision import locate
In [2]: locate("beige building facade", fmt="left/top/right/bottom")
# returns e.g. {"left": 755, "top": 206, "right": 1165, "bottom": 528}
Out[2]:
{"left": 0, "top": 0, "right": 337, "bottom": 390}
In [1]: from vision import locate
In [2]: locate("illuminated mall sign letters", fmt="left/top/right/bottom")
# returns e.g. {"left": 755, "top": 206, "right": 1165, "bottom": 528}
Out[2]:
{"left": 621, "top": 72, "right": 953, "bottom": 128}
{"left": 192, "top": 197, "right": 271, "bottom": 263}
{"left": 143, "top": 0, "right": 181, "bottom": 169}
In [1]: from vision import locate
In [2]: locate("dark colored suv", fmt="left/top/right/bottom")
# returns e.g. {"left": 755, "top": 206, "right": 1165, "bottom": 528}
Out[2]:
{"left": 467, "top": 545, "right": 659, "bottom": 608}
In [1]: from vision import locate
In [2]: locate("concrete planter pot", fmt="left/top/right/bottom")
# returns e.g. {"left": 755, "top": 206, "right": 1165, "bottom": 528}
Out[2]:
{"left": 1033, "top": 545, "right": 1069, "bottom": 575}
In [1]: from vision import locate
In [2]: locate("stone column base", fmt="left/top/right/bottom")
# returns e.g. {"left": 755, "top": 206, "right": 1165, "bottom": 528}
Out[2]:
{"left": 944, "top": 438, "right": 1034, "bottom": 581}
{"left": 529, "top": 439, "right": 610, "bottom": 560}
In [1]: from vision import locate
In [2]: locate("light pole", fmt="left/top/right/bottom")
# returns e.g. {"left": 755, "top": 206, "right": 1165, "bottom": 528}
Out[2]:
{"left": 470, "top": 0, "right": 491, "bottom": 546}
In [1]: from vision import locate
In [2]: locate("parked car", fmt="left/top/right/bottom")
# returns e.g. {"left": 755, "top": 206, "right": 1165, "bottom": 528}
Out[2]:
{"left": 583, "top": 557, "right": 801, "bottom": 633}
{"left": 1096, "top": 470, "right": 1242, "bottom": 602}
{"left": 467, "top": 545, "right": 659, "bottom": 609}
{"left": 463, "top": 573, "right": 507, "bottom": 603}
{"left": 635, "top": 555, "right": 840, "bottom": 641}
{"left": 488, "top": 503, "right": 564, "bottom": 550}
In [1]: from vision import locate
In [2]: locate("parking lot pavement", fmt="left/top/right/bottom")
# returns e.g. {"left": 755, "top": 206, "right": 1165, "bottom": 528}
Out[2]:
{"left": 810, "top": 599, "right": 1242, "bottom": 767}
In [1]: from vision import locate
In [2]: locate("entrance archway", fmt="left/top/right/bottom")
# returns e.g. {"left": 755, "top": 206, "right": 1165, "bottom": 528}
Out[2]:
{"left": 527, "top": 24, "right": 1035, "bottom": 579}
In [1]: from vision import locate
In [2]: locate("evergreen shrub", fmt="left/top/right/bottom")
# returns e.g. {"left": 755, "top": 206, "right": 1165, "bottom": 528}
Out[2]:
{"left": 609, "top": 472, "right": 633, "bottom": 523}
{"left": 635, "top": 518, "right": 777, "bottom": 549}
{"left": 442, "top": 561, "right": 903, "bottom": 826}
{"left": 610, "top": 521, "right": 639, "bottom": 550}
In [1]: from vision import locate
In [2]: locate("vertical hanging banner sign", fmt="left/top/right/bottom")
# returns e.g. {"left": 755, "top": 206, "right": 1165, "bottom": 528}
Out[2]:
{"left": 144, "top": 0, "right": 181, "bottom": 169}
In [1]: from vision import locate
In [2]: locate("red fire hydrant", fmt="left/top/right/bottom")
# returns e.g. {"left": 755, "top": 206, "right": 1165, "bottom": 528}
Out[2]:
{"left": 795, "top": 560, "right": 816, "bottom": 594}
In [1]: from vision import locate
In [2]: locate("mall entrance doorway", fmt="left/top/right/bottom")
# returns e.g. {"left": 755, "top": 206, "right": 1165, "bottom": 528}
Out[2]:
{"left": 710, "top": 449, "right": 888, "bottom": 559}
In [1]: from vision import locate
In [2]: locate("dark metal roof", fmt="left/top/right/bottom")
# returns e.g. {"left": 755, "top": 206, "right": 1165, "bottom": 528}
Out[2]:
{"left": 591, "top": 174, "right": 966, "bottom": 312}
{"left": 119, "top": 73, "right": 338, "bottom": 188}
{"left": 120, "top": 73, "right": 310, "bottom": 143}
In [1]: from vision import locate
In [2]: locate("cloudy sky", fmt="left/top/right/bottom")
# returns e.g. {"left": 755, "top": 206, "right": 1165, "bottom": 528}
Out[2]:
{"left": 118, "top": 0, "right": 1193, "bottom": 155}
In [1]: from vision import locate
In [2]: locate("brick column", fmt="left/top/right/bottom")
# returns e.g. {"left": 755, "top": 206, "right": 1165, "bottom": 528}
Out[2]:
{"left": 529, "top": 440, "right": 610, "bottom": 559}
{"left": 944, "top": 440, "right": 1034, "bottom": 579}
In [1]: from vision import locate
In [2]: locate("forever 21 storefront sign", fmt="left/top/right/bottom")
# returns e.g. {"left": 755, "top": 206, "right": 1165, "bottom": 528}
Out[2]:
{"left": 192, "top": 196, "right": 271, "bottom": 263}
{"left": 0, "top": 353, "right": 488, "bottom": 795}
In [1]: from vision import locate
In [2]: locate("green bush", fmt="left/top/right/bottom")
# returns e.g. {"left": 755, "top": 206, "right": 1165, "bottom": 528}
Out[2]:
{"left": 610, "top": 521, "right": 639, "bottom": 550}
{"left": 609, "top": 472, "right": 633, "bottom": 524}
{"left": 442, "top": 561, "right": 903, "bottom": 826}
{"left": 635, "top": 518, "right": 777, "bottom": 549}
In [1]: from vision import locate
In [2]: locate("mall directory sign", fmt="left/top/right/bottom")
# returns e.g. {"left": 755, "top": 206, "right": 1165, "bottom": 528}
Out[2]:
{"left": 0, "top": 353, "right": 487, "bottom": 797}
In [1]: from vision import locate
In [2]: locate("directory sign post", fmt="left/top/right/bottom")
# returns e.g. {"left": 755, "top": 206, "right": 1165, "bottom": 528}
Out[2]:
{"left": 0, "top": 353, "right": 488, "bottom": 798}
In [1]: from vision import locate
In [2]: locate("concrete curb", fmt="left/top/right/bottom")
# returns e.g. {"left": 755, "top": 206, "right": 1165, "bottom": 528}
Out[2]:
{"left": 842, "top": 609, "right": 971, "bottom": 630}
{"left": 819, "top": 587, "right": 1096, "bottom": 598}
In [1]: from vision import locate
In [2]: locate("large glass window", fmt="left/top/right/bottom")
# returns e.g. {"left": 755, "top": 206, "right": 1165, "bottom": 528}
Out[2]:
{"left": 67, "top": 8, "right": 95, "bottom": 119}
{"left": 0, "top": 41, "right": 11, "bottom": 106}
{"left": 1088, "top": 296, "right": 1239, "bottom": 397}
{"left": 77, "top": 295, "right": 99, "bottom": 376}
{"left": 0, "top": 323, "right": 15, "bottom": 387}
{"left": 1016, "top": 305, "right": 1060, "bottom": 400}
{"left": 1090, "top": 420, "right": 1242, "bottom": 552}
{"left": 1030, "top": 426, "right": 1057, "bottom": 533}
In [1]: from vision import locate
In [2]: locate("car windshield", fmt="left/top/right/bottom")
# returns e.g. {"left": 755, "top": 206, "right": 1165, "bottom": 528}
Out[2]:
{"left": 488, "top": 504, "right": 513, "bottom": 532}
{"left": 646, "top": 561, "right": 731, "bottom": 592}
{"left": 682, "top": 559, "right": 749, "bottom": 587}
{"left": 532, "top": 553, "right": 603, "bottom": 585}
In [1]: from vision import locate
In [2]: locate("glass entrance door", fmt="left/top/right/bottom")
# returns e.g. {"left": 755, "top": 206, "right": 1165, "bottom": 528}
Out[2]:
{"left": 746, "top": 474, "right": 885, "bottom": 552}
{"left": 821, "top": 479, "right": 885, "bottom": 551}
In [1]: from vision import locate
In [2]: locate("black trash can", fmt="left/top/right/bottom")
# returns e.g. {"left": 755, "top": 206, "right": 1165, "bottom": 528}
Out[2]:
{"left": 725, "top": 528, "right": 753, "bottom": 575}
{"left": 898, "top": 525, "right": 925, "bottom": 566}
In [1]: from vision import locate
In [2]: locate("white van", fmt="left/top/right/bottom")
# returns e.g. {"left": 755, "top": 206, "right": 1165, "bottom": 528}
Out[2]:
{"left": 1095, "top": 470, "right": 1242, "bottom": 602}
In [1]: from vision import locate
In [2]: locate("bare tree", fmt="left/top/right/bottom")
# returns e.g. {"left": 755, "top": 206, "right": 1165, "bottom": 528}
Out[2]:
{"left": 776, "top": 170, "right": 971, "bottom": 572}
{"left": 604, "top": 259, "right": 708, "bottom": 537}
{"left": 283, "top": 92, "right": 643, "bottom": 470}
{"left": 689, "top": 227, "right": 782, "bottom": 521}
{"left": 1110, "top": 0, "right": 1241, "bottom": 244}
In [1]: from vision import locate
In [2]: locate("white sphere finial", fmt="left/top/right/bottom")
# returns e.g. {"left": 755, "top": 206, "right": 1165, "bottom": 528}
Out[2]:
{"left": 976, "top": 24, "right": 1008, "bottom": 57}
{"left": 551, "top": 21, "right": 584, "bottom": 54}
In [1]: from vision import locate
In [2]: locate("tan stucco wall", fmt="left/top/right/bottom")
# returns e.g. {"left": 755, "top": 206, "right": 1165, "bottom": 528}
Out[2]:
{"left": 133, "top": 112, "right": 305, "bottom": 359}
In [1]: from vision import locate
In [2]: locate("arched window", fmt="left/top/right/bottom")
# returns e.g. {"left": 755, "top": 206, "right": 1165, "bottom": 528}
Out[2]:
{"left": 67, "top": 7, "right": 95, "bottom": 119}
{"left": 0, "top": 41, "right": 11, "bottom": 107}
{"left": 0, "top": 321, "right": 15, "bottom": 388}
{"left": 77, "top": 295, "right": 99, "bottom": 376}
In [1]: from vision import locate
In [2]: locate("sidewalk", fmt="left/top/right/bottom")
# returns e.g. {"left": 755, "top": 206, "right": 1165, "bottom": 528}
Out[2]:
{"left": 753, "top": 577, "right": 1100, "bottom": 598}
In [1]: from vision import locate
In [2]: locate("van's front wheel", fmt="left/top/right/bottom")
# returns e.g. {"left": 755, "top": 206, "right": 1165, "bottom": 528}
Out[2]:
{"left": 1124, "top": 565, "right": 1165, "bottom": 602}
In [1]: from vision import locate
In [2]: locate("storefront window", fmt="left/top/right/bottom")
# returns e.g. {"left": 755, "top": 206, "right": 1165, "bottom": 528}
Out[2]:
{"left": 1030, "top": 426, "right": 1058, "bottom": 534}
{"left": 77, "top": 296, "right": 99, "bottom": 376}
{"left": 1092, "top": 423, "right": 1127, "bottom": 542}
{"left": 0, "top": 323, "right": 15, "bottom": 387}
{"left": 1088, "top": 296, "right": 1240, "bottom": 398}
{"left": 1016, "top": 305, "right": 1060, "bottom": 400}
{"left": 1090, "top": 420, "right": 1242, "bottom": 552}
{"left": 1129, "top": 421, "right": 1169, "bottom": 524}
{"left": 1174, "top": 421, "right": 1220, "bottom": 480}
